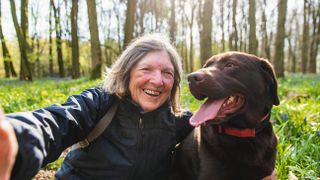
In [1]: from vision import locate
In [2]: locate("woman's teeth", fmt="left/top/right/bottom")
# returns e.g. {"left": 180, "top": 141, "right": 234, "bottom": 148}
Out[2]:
{"left": 143, "top": 89, "right": 160, "bottom": 96}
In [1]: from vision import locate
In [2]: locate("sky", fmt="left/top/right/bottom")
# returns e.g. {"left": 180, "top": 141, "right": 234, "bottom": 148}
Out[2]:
{"left": 1, "top": 0, "right": 304, "bottom": 42}
{"left": 1, "top": 0, "right": 125, "bottom": 41}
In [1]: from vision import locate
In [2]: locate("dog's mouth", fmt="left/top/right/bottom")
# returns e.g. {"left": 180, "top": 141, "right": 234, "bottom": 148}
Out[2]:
{"left": 190, "top": 95, "right": 244, "bottom": 127}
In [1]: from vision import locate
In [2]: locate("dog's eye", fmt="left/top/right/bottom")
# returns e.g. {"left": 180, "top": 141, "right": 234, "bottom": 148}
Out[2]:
{"left": 224, "top": 62, "right": 235, "bottom": 68}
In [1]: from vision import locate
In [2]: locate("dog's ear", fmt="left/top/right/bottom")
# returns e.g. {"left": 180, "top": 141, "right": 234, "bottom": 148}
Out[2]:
{"left": 259, "top": 59, "right": 280, "bottom": 105}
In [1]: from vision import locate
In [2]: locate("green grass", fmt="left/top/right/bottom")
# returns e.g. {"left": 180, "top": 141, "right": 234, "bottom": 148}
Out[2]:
{"left": 272, "top": 74, "right": 320, "bottom": 179}
{"left": 0, "top": 74, "right": 319, "bottom": 179}
{"left": 0, "top": 78, "right": 102, "bottom": 113}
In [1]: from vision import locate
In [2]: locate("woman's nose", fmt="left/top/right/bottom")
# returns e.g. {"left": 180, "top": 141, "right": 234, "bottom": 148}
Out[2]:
{"left": 150, "top": 71, "right": 164, "bottom": 86}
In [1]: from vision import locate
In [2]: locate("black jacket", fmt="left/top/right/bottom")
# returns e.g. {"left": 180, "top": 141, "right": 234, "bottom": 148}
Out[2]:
{"left": 6, "top": 87, "right": 193, "bottom": 180}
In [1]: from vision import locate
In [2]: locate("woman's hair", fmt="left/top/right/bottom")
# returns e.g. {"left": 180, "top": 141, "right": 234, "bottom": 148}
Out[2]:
{"left": 104, "top": 33, "right": 183, "bottom": 114}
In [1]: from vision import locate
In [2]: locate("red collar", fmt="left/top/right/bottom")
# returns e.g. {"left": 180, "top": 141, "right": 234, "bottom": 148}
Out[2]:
{"left": 215, "top": 113, "right": 270, "bottom": 138}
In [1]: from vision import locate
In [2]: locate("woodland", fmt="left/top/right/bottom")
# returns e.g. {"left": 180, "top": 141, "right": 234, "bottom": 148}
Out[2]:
{"left": 0, "top": 1, "right": 320, "bottom": 179}
{"left": 0, "top": 0, "right": 319, "bottom": 80}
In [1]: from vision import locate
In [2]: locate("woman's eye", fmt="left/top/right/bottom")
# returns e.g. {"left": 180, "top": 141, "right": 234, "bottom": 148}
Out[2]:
{"left": 163, "top": 71, "right": 174, "bottom": 78}
{"left": 140, "top": 67, "right": 150, "bottom": 72}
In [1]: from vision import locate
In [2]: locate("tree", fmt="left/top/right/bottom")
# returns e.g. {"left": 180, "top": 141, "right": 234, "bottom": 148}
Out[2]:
{"left": 71, "top": 0, "right": 80, "bottom": 79}
{"left": 0, "top": 0, "right": 17, "bottom": 78}
{"left": 123, "top": 0, "right": 137, "bottom": 48}
{"left": 87, "top": 0, "right": 102, "bottom": 79}
{"left": 238, "top": 2, "right": 248, "bottom": 52}
{"left": 301, "top": 0, "right": 310, "bottom": 73}
{"left": 260, "top": 0, "right": 271, "bottom": 60}
{"left": 10, "top": 0, "right": 32, "bottom": 81}
{"left": 182, "top": 0, "right": 197, "bottom": 72}
{"left": 51, "top": 0, "right": 65, "bottom": 77}
{"left": 248, "top": 0, "right": 257, "bottom": 54}
{"left": 273, "top": 0, "right": 287, "bottom": 78}
{"left": 169, "top": 0, "right": 176, "bottom": 44}
{"left": 230, "top": 0, "right": 238, "bottom": 51}
{"left": 287, "top": 9, "right": 298, "bottom": 73}
{"left": 113, "top": 0, "right": 122, "bottom": 52}
{"left": 137, "top": 0, "right": 146, "bottom": 35}
{"left": 177, "top": 0, "right": 189, "bottom": 72}
{"left": 199, "top": 0, "right": 213, "bottom": 65}
{"left": 30, "top": 1, "right": 42, "bottom": 77}
{"left": 308, "top": 0, "right": 320, "bottom": 73}
{"left": 49, "top": 3, "right": 54, "bottom": 77}
{"left": 219, "top": 0, "right": 226, "bottom": 51}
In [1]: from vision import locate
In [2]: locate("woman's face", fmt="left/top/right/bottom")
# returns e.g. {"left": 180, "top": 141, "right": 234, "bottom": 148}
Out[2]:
{"left": 129, "top": 50, "right": 175, "bottom": 112}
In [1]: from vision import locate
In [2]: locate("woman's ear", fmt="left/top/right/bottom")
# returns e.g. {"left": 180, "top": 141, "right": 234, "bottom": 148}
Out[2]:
{"left": 260, "top": 59, "right": 280, "bottom": 105}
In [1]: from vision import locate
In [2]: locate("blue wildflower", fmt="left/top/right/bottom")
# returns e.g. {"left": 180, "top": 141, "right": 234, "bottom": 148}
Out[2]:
{"left": 317, "top": 132, "right": 320, "bottom": 137}
{"left": 303, "top": 117, "right": 307, "bottom": 124}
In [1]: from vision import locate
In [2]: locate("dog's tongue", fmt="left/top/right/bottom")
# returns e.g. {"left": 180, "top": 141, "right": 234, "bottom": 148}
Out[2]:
{"left": 190, "top": 98, "right": 227, "bottom": 127}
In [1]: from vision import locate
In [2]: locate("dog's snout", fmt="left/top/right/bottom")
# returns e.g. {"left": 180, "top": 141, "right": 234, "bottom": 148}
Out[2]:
{"left": 188, "top": 72, "right": 205, "bottom": 83}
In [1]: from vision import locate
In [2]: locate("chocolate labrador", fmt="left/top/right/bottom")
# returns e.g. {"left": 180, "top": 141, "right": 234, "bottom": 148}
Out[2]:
{"left": 171, "top": 51, "right": 279, "bottom": 180}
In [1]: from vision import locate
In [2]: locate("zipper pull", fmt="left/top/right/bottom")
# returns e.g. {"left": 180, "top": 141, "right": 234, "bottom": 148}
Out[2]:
{"left": 138, "top": 118, "right": 144, "bottom": 129}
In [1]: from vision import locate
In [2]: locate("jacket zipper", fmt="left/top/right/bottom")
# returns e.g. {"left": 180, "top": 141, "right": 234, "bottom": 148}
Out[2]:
{"left": 138, "top": 117, "right": 144, "bottom": 151}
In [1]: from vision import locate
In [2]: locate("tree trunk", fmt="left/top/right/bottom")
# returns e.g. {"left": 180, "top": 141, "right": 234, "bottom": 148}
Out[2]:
{"left": 261, "top": 0, "right": 271, "bottom": 60}
{"left": 199, "top": 0, "right": 213, "bottom": 65}
{"left": 10, "top": 0, "right": 32, "bottom": 81}
{"left": 87, "top": 0, "right": 102, "bottom": 79}
{"left": 71, "top": 0, "right": 80, "bottom": 79}
{"left": 49, "top": 3, "right": 54, "bottom": 77}
{"left": 138, "top": 0, "right": 146, "bottom": 35}
{"left": 21, "top": 0, "right": 32, "bottom": 60}
{"left": 238, "top": 2, "right": 245, "bottom": 51}
{"left": 230, "top": 0, "right": 238, "bottom": 51}
{"left": 273, "top": 0, "right": 287, "bottom": 78}
{"left": 287, "top": 10, "right": 298, "bottom": 73}
{"left": 308, "top": 1, "right": 320, "bottom": 73}
{"left": 169, "top": 0, "right": 176, "bottom": 44}
{"left": 219, "top": 0, "right": 225, "bottom": 51}
{"left": 189, "top": 26, "right": 194, "bottom": 72}
{"left": 51, "top": 0, "right": 65, "bottom": 78}
{"left": 112, "top": 0, "right": 122, "bottom": 53}
{"left": 0, "top": 0, "right": 16, "bottom": 78}
{"left": 123, "top": 0, "right": 136, "bottom": 48}
{"left": 185, "top": 0, "right": 197, "bottom": 72}
{"left": 248, "top": 0, "right": 257, "bottom": 54}
{"left": 180, "top": 15, "right": 189, "bottom": 72}
{"left": 287, "top": 36, "right": 297, "bottom": 73}
{"left": 301, "top": 0, "right": 309, "bottom": 73}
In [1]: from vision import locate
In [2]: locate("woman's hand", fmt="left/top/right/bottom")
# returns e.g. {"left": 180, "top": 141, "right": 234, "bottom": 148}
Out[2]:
{"left": 0, "top": 108, "right": 18, "bottom": 180}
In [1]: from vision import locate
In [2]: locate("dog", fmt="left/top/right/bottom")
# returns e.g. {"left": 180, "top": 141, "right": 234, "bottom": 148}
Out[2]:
{"left": 171, "top": 51, "right": 279, "bottom": 180}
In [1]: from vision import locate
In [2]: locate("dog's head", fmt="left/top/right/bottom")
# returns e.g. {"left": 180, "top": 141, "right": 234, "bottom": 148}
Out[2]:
{"left": 188, "top": 51, "right": 279, "bottom": 128}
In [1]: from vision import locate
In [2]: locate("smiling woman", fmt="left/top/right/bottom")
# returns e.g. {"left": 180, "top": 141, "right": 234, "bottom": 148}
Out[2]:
{"left": 129, "top": 51, "right": 174, "bottom": 112}
{"left": 1, "top": 33, "right": 193, "bottom": 180}
{"left": 104, "top": 33, "right": 183, "bottom": 114}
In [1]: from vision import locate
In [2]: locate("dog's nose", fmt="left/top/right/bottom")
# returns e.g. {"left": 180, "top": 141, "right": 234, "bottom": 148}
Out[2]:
{"left": 188, "top": 72, "right": 205, "bottom": 83}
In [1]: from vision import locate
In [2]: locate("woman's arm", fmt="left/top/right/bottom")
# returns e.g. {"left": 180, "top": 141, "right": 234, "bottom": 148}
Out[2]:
{"left": 4, "top": 87, "right": 114, "bottom": 179}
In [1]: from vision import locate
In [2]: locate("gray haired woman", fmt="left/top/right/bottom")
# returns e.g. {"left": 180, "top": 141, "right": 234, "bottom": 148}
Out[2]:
{"left": 0, "top": 34, "right": 193, "bottom": 180}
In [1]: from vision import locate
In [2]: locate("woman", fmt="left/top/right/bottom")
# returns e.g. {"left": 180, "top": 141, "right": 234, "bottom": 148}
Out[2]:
{"left": 0, "top": 34, "right": 193, "bottom": 180}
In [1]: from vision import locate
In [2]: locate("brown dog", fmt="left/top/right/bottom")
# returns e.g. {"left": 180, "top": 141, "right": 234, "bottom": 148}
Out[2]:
{"left": 171, "top": 51, "right": 279, "bottom": 180}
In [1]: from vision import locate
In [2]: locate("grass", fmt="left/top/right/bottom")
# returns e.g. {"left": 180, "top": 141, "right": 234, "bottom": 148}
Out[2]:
{"left": 0, "top": 74, "right": 319, "bottom": 179}
{"left": 272, "top": 74, "right": 320, "bottom": 179}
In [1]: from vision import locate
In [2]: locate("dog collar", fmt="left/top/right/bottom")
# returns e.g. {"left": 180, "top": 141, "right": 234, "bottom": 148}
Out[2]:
{"left": 214, "top": 113, "right": 270, "bottom": 138}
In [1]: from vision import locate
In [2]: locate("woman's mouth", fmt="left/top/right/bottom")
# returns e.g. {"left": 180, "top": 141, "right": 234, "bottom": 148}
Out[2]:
{"left": 143, "top": 89, "right": 161, "bottom": 96}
